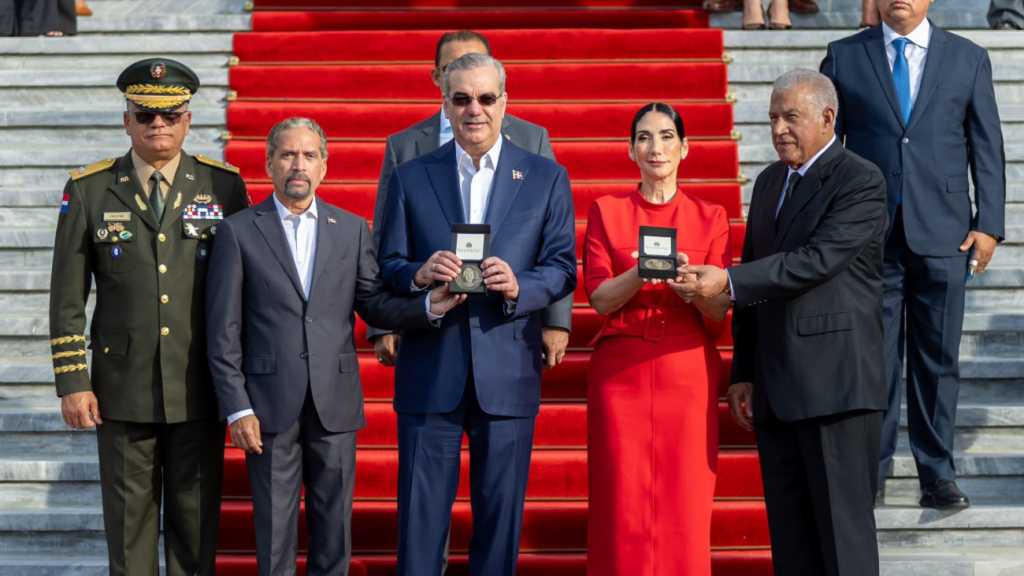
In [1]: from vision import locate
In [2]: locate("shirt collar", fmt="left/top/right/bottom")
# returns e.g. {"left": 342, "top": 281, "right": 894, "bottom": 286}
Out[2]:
{"left": 882, "top": 19, "right": 931, "bottom": 50}
{"left": 439, "top": 106, "right": 452, "bottom": 134}
{"left": 131, "top": 149, "right": 181, "bottom": 187}
{"left": 453, "top": 133, "right": 503, "bottom": 172}
{"left": 789, "top": 134, "right": 837, "bottom": 178}
{"left": 272, "top": 192, "right": 318, "bottom": 220}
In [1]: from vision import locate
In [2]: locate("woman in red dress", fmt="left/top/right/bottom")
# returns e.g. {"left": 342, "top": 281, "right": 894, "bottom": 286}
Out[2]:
{"left": 584, "top": 103, "right": 733, "bottom": 576}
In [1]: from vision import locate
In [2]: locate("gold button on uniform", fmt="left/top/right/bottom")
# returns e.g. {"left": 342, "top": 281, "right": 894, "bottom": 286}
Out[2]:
{"left": 157, "top": 233, "right": 166, "bottom": 243}
{"left": 104, "top": 347, "right": 109, "bottom": 354}
{"left": 160, "top": 327, "right": 170, "bottom": 336}
{"left": 158, "top": 264, "right": 167, "bottom": 273}
{"left": 160, "top": 295, "right": 169, "bottom": 304}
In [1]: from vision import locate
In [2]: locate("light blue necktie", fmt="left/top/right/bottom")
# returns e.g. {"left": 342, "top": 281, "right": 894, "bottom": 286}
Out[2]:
{"left": 439, "top": 124, "right": 454, "bottom": 146}
{"left": 892, "top": 37, "right": 913, "bottom": 126}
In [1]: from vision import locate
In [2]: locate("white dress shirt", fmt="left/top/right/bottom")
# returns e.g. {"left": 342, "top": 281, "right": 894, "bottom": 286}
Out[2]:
{"left": 882, "top": 19, "right": 931, "bottom": 107}
{"left": 439, "top": 106, "right": 454, "bottom": 147}
{"left": 729, "top": 135, "right": 837, "bottom": 300}
{"left": 455, "top": 135, "right": 502, "bottom": 224}
{"left": 227, "top": 194, "right": 319, "bottom": 425}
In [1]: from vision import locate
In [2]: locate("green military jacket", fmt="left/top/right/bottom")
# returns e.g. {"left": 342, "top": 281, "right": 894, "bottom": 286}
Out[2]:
{"left": 49, "top": 150, "right": 249, "bottom": 423}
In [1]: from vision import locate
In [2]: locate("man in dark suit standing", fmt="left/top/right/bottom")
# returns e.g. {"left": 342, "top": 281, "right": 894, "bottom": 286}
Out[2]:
{"left": 821, "top": 0, "right": 1005, "bottom": 509}
{"left": 680, "top": 69, "right": 888, "bottom": 576}
{"left": 369, "top": 30, "right": 572, "bottom": 372}
{"left": 377, "top": 53, "right": 577, "bottom": 576}
{"left": 205, "top": 117, "right": 464, "bottom": 576}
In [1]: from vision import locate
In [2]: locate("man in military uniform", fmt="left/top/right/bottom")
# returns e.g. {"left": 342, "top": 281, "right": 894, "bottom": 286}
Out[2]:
{"left": 48, "top": 58, "right": 249, "bottom": 576}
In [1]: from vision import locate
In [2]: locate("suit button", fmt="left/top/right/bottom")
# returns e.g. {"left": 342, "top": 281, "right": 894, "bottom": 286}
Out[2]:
{"left": 902, "top": 138, "right": 909, "bottom": 144}
{"left": 158, "top": 264, "right": 168, "bottom": 273}
{"left": 157, "top": 233, "right": 166, "bottom": 243}
{"left": 103, "top": 347, "right": 109, "bottom": 354}
{"left": 893, "top": 169, "right": 902, "bottom": 177}
{"left": 160, "top": 295, "right": 169, "bottom": 304}
{"left": 305, "top": 316, "right": 313, "bottom": 323}
{"left": 201, "top": 234, "right": 208, "bottom": 240}
{"left": 160, "top": 327, "right": 170, "bottom": 336}
{"left": 300, "top": 352, "right": 308, "bottom": 359}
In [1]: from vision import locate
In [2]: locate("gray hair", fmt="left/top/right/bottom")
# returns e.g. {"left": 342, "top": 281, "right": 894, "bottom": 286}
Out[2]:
{"left": 772, "top": 69, "right": 839, "bottom": 116}
{"left": 266, "top": 117, "right": 329, "bottom": 159}
{"left": 442, "top": 53, "right": 506, "bottom": 97}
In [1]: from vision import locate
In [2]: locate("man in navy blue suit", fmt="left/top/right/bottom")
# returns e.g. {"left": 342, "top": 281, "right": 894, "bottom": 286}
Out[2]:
{"left": 822, "top": 0, "right": 1006, "bottom": 510}
{"left": 376, "top": 53, "right": 577, "bottom": 575}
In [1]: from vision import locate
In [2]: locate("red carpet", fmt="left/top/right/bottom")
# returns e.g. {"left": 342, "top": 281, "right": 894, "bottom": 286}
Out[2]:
{"left": 224, "top": 2, "right": 761, "bottom": 573}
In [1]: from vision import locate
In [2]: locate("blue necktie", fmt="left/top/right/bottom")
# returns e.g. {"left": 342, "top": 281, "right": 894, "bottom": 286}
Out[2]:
{"left": 439, "top": 124, "right": 454, "bottom": 146}
{"left": 892, "top": 37, "right": 912, "bottom": 126}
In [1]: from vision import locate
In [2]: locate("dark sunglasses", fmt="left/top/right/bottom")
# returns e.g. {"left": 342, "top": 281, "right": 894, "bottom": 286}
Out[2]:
{"left": 449, "top": 94, "right": 501, "bottom": 108}
{"left": 132, "top": 111, "right": 186, "bottom": 125}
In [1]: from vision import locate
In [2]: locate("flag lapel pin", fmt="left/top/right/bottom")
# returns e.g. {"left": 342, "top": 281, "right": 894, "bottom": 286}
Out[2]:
{"left": 512, "top": 170, "right": 523, "bottom": 180}
{"left": 328, "top": 217, "right": 337, "bottom": 224}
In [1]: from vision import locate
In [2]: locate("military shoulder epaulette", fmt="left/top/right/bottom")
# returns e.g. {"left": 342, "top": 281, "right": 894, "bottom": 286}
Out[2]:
{"left": 194, "top": 154, "right": 240, "bottom": 174}
{"left": 69, "top": 158, "right": 116, "bottom": 181}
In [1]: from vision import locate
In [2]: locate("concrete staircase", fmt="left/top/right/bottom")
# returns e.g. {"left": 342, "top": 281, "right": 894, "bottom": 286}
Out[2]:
{"left": 728, "top": 27, "right": 1024, "bottom": 573}
{"left": 0, "top": 0, "right": 244, "bottom": 573}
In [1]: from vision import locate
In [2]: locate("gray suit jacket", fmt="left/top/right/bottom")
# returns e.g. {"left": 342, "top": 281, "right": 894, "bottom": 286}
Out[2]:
{"left": 206, "top": 196, "right": 433, "bottom": 434}
{"left": 368, "top": 112, "right": 572, "bottom": 341}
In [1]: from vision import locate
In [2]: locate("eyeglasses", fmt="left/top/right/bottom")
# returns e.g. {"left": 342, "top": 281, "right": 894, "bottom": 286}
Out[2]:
{"left": 132, "top": 111, "right": 187, "bottom": 125}
{"left": 448, "top": 94, "right": 502, "bottom": 108}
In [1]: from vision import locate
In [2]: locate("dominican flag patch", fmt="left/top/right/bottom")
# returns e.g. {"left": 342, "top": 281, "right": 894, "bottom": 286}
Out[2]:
{"left": 60, "top": 193, "right": 69, "bottom": 214}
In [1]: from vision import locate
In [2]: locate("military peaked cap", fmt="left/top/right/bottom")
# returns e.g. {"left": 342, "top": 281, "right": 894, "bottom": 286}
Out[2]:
{"left": 116, "top": 58, "right": 200, "bottom": 112}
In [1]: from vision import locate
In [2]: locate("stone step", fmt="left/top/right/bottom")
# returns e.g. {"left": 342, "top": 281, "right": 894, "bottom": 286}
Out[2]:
{"left": 730, "top": 84, "right": 1024, "bottom": 111}
{"left": 87, "top": 0, "right": 246, "bottom": 15}
{"left": 714, "top": 6, "right": 995, "bottom": 30}
{"left": 0, "top": 250, "right": 52, "bottom": 269}
{"left": 738, "top": 143, "right": 1024, "bottom": 165}
{"left": 0, "top": 53, "right": 230, "bottom": 71}
{"left": 77, "top": 15, "right": 250, "bottom": 34}
{"left": 0, "top": 69, "right": 227, "bottom": 89}
{"left": 0, "top": 503, "right": 1019, "bottom": 553}
{"left": 735, "top": 119, "right": 1024, "bottom": 142}
{"left": 0, "top": 108, "right": 226, "bottom": 128}
{"left": 0, "top": 34, "right": 233, "bottom": 56}
{"left": 728, "top": 48, "right": 1024, "bottom": 68}
{"left": 729, "top": 63, "right": 1024, "bottom": 84}
{"left": 0, "top": 551, "right": 1017, "bottom": 576}
{"left": 0, "top": 88, "right": 228, "bottom": 110}
{"left": 723, "top": 28, "right": 1024, "bottom": 50}
{"left": 0, "top": 145, "right": 220, "bottom": 168}
{"left": 0, "top": 127, "right": 225, "bottom": 147}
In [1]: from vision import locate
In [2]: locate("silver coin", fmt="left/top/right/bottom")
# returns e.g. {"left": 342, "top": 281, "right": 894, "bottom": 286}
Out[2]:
{"left": 454, "top": 265, "right": 483, "bottom": 290}
{"left": 643, "top": 259, "right": 672, "bottom": 270}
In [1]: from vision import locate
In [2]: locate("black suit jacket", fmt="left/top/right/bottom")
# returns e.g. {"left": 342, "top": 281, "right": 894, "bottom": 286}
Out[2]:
{"left": 821, "top": 22, "right": 1005, "bottom": 256}
{"left": 730, "top": 140, "right": 889, "bottom": 423}
{"left": 205, "top": 196, "right": 433, "bottom": 434}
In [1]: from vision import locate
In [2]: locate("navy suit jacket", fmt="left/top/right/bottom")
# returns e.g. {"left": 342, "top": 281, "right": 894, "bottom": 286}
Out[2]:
{"left": 821, "top": 22, "right": 1005, "bottom": 256}
{"left": 377, "top": 140, "right": 577, "bottom": 417}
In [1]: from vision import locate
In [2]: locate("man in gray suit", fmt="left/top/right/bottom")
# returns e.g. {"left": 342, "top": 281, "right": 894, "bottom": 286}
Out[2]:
{"left": 369, "top": 30, "right": 573, "bottom": 370}
{"left": 206, "top": 117, "right": 465, "bottom": 576}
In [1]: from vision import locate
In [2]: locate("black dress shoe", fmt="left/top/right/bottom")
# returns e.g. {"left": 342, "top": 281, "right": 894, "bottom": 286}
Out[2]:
{"left": 919, "top": 480, "right": 970, "bottom": 510}
{"left": 997, "top": 21, "right": 1021, "bottom": 30}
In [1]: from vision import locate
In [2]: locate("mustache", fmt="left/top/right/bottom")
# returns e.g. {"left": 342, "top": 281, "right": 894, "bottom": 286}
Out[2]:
{"left": 285, "top": 172, "right": 311, "bottom": 184}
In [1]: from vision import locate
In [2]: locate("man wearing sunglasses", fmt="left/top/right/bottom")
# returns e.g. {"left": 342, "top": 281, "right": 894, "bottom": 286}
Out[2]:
{"left": 377, "top": 52, "right": 577, "bottom": 576}
{"left": 368, "top": 30, "right": 572, "bottom": 378}
{"left": 48, "top": 58, "right": 249, "bottom": 576}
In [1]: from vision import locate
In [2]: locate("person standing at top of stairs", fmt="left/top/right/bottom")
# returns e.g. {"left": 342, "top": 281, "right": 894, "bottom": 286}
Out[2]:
{"left": 48, "top": 58, "right": 249, "bottom": 576}
{"left": 821, "top": 0, "right": 1006, "bottom": 510}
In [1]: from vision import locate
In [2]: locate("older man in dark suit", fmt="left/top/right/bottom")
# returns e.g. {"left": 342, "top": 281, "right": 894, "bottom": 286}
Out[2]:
{"left": 205, "top": 117, "right": 464, "bottom": 576}
{"left": 680, "top": 69, "right": 888, "bottom": 576}
{"left": 368, "top": 29, "right": 572, "bottom": 372}
{"left": 821, "top": 0, "right": 1006, "bottom": 509}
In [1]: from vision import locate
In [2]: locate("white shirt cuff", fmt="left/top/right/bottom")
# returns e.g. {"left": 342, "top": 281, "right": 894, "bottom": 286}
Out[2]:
{"left": 227, "top": 409, "right": 254, "bottom": 425}
{"left": 425, "top": 293, "right": 443, "bottom": 324}
{"left": 411, "top": 280, "right": 431, "bottom": 292}
{"left": 726, "top": 270, "right": 736, "bottom": 302}
{"left": 504, "top": 298, "right": 517, "bottom": 316}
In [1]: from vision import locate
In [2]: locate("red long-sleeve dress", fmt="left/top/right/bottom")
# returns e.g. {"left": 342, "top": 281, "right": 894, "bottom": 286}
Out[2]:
{"left": 584, "top": 186, "right": 732, "bottom": 576}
